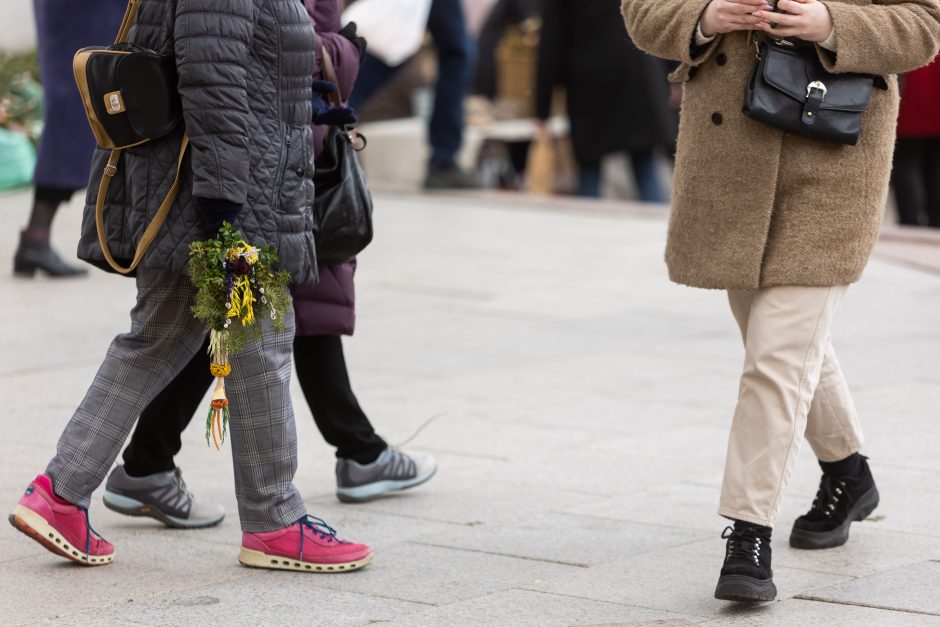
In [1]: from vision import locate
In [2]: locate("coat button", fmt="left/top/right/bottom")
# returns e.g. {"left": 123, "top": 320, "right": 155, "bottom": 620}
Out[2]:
{"left": 716, "top": 53, "right": 727, "bottom": 66}
{"left": 295, "top": 167, "right": 305, "bottom": 177}
{"left": 711, "top": 112, "right": 723, "bottom": 125}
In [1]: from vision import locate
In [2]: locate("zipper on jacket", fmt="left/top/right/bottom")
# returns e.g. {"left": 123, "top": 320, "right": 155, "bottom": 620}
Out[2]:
{"left": 272, "top": 125, "right": 292, "bottom": 208}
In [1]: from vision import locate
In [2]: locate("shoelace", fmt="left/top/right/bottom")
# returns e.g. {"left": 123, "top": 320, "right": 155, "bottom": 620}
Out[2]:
{"left": 385, "top": 449, "right": 417, "bottom": 480}
{"left": 80, "top": 506, "right": 105, "bottom": 558}
{"left": 297, "top": 515, "right": 345, "bottom": 560}
{"left": 721, "top": 526, "right": 765, "bottom": 567}
{"left": 808, "top": 474, "right": 847, "bottom": 520}
{"left": 172, "top": 467, "right": 194, "bottom": 501}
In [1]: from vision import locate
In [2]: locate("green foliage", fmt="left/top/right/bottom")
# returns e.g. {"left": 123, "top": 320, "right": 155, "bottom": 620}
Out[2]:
{"left": 188, "top": 222, "right": 292, "bottom": 358}
{"left": 0, "top": 50, "right": 39, "bottom": 95}
{"left": 0, "top": 50, "right": 42, "bottom": 140}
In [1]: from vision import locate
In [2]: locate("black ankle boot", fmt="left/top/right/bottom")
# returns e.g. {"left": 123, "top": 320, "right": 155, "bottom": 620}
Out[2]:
{"left": 715, "top": 521, "right": 776, "bottom": 602}
{"left": 13, "top": 229, "right": 88, "bottom": 278}
{"left": 790, "top": 454, "right": 879, "bottom": 550}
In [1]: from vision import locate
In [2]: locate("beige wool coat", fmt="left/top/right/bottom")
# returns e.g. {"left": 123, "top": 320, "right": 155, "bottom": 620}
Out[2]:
{"left": 621, "top": 0, "right": 940, "bottom": 289}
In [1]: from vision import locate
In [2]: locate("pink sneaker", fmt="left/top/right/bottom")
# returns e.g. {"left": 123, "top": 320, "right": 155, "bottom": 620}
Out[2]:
{"left": 8, "top": 475, "right": 115, "bottom": 566}
{"left": 239, "top": 515, "right": 372, "bottom": 573}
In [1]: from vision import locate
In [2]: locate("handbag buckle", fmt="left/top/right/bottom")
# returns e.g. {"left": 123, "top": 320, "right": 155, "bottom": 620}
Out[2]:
{"left": 806, "top": 80, "right": 828, "bottom": 102}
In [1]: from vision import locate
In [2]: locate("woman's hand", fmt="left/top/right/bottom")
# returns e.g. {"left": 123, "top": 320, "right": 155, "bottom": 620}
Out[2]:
{"left": 700, "top": 0, "right": 774, "bottom": 37}
{"left": 753, "top": 0, "right": 834, "bottom": 43}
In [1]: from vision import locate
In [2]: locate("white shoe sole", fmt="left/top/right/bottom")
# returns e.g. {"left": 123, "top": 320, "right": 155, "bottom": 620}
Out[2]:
{"left": 103, "top": 491, "right": 224, "bottom": 529}
{"left": 238, "top": 547, "right": 373, "bottom": 573}
{"left": 8, "top": 505, "right": 114, "bottom": 566}
{"left": 336, "top": 463, "right": 438, "bottom": 503}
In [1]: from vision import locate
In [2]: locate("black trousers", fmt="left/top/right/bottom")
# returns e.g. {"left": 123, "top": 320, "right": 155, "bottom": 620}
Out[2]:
{"left": 122, "top": 335, "right": 388, "bottom": 476}
{"left": 892, "top": 137, "right": 940, "bottom": 228}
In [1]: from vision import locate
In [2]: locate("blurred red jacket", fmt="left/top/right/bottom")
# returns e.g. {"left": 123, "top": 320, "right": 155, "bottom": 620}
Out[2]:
{"left": 896, "top": 55, "right": 940, "bottom": 138}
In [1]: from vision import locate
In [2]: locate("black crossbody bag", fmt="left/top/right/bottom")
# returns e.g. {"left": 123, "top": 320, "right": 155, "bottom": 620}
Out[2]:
{"left": 743, "top": 35, "right": 887, "bottom": 146}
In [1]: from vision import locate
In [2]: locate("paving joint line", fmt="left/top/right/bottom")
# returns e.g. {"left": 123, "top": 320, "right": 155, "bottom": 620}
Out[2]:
{"left": 793, "top": 595, "right": 940, "bottom": 618}
{"left": 407, "top": 541, "right": 590, "bottom": 568}
{"left": 514, "top": 586, "right": 714, "bottom": 621}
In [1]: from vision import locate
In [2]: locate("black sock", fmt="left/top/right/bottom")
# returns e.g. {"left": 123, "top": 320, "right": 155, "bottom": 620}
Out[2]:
{"left": 27, "top": 186, "right": 73, "bottom": 230}
{"left": 819, "top": 452, "right": 864, "bottom": 478}
{"left": 734, "top": 519, "right": 772, "bottom": 537}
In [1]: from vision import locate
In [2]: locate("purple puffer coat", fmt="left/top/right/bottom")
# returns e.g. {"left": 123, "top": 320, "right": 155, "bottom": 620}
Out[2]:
{"left": 292, "top": 0, "right": 362, "bottom": 336}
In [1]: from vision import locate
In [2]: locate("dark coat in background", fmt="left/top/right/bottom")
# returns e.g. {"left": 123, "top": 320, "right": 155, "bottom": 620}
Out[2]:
{"left": 292, "top": 0, "right": 362, "bottom": 336}
{"left": 77, "top": 0, "right": 318, "bottom": 284}
{"left": 32, "top": 0, "right": 126, "bottom": 191}
{"left": 535, "top": 0, "right": 674, "bottom": 165}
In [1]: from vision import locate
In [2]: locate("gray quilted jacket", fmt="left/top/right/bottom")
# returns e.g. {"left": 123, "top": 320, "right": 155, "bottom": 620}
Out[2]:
{"left": 77, "top": 0, "right": 318, "bottom": 284}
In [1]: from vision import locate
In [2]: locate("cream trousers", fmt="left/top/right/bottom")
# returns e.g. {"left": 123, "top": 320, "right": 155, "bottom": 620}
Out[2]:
{"left": 719, "top": 285, "right": 864, "bottom": 528}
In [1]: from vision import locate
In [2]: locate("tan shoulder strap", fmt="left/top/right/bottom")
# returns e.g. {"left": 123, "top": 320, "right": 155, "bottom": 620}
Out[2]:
{"left": 95, "top": 135, "right": 190, "bottom": 275}
{"left": 114, "top": 0, "right": 141, "bottom": 44}
{"left": 320, "top": 46, "right": 343, "bottom": 108}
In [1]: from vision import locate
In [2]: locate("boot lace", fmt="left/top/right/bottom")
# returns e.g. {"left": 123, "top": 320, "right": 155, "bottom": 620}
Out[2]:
{"left": 806, "top": 474, "right": 847, "bottom": 521}
{"left": 721, "top": 526, "right": 765, "bottom": 567}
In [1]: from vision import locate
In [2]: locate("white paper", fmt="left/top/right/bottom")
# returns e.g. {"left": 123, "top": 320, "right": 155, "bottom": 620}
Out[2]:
{"left": 343, "top": 0, "right": 434, "bottom": 67}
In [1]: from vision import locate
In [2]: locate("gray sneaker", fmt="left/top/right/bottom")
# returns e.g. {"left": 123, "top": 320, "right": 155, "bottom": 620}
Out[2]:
{"left": 103, "top": 466, "right": 225, "bottom": 529}
{"left": 336, "top": 448, "right": 437, "bottom": 503}
{"left": 423, "top": 165, "right": 483, "bottom": 190}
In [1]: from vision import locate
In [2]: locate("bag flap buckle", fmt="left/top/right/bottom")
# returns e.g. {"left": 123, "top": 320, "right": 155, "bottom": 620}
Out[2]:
{"left": 806, "top": 80, "right": 828, "bottom": 102}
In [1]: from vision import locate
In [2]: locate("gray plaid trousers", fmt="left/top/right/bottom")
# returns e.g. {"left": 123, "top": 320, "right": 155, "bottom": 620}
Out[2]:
{"left": 46, "top": 269, "right": 307, "bottom": 532}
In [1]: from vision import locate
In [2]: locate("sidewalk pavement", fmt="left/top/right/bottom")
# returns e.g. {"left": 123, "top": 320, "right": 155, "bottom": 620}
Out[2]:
{"left": 0, "top": 188, "right": 938, "bottom": 626}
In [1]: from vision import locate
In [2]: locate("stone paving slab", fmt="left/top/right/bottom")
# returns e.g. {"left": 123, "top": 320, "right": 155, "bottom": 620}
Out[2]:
{"left": 527, "top": 540, "right": 852, "bottom": 619}
{"left": 412, "top": 511, "right": 711, "bottom": 567}
{"left": 701, "top": 598, "right": 940, "bottom": 626}
{"left": 279, "top": 542, "right": 580, "bottom": 606}
{"left": 2, "top": 189, "right": 940, "bottom": 625}
{"left": 797, "top": 561, "right": 940, "bottom": 616}
{"left": 40, "top": 578, "right": 426, "bottom": 627}
{"left": 386, "top": 589, "right": 704, "bottom": 626}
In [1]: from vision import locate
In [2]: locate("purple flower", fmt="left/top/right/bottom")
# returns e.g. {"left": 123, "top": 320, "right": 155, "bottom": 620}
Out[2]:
{"left": 230, "top": 258, "right": 251, "bottom": 275}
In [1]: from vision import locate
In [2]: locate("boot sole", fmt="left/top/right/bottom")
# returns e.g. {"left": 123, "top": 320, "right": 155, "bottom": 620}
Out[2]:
{"left": 336, "top": 464, "right": 438, "bottom": 504}
{"left": 715, "top": 574, "right": 777, "bottom": 602}
{"left": 8, "top": 505, "right": 114, "bottom": 566}
{"left": 238, "top": 547, "right": 373, "bottom": 573}
{"left": 102, "top": 490, "right": 225, "bottom": 529}
{"left": 789, "top": 486, "right": 880, "bottom": 550}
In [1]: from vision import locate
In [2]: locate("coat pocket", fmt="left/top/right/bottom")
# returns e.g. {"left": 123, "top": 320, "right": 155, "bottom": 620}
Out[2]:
{"left": 277, "top": 125, "right": 313, "bottom": 217}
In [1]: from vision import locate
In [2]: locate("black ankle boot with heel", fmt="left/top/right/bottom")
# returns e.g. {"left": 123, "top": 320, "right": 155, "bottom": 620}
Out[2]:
{"left": 790, "top": 453, "right": 879, "bottom": 550}
{"left": 13, "top": 229, "right": 88, "bottom": 278}
{"left": 715, "top": 520, "right": 776, "bottom": 602}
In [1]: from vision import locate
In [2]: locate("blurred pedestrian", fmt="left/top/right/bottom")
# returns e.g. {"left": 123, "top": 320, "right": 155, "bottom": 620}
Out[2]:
{"left": 101, "top": 0, "right": 438, "bottom": 531}
{"left": 473, "top": 0, "right": 541, "bottom": 100}
{"left": 9, "top": 0, "right": 373, "bottom": 574}
{"left": 12, "top": 0, "right": 125, "bottom": 278}
{"left": 537, "top": 0, "right": 675, "bottom": 202}
{"left": 892, "top": 54, "right": 940, "bottom": 228}
{"left": 350, "top": 0, "right": 482, "bottom": 189}
{"left": 622, "top": 0, "right": 940, "bottom": 603}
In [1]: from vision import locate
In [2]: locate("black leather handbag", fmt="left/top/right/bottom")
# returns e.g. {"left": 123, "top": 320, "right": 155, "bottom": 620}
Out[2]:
{"left": 312, "top": 48, "right": 374, "bottom": 266}
{"left": 743, "top": 37, "right": 885, "bottom": 146}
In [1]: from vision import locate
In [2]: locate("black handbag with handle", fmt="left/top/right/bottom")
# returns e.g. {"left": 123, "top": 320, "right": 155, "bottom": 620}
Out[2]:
{"left": 312, "top": 46, "right": 374, "bottom": 266}
{"left": 743, "top": 36, "right": 886, "bottom": 146}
